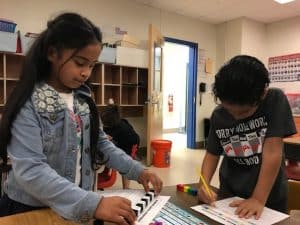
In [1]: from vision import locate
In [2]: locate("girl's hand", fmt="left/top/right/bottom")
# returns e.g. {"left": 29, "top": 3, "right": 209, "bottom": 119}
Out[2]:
{"left": 197, "top": 185, "right": 217, "bottom": 206}
{"left": 229, "top": 197, "right": 264, "bottom": 219}
{"left": 137, "top": 170, "right": 163, "bottom": 195}
{"left": 94, "top": 196, "right": 136, "bottom": 225}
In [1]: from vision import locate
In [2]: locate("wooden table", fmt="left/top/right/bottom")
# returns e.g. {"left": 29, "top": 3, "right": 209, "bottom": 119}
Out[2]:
{"left": 0, "top": 209, "right": 83, "bottom": 225}
{"left": 0, "top": 184, "right": 297, "bottom": 225}
{"left": 105, "top": 184, "right": 297, "bottom": 224}
{"left": 284, "top": 137, "right": 300, "bottom": 161}
{"left": 152, "top": 184, "right": 295, "bottom": 225}
{"left": 284, "top": 138, "right": 300, "bottom": 145}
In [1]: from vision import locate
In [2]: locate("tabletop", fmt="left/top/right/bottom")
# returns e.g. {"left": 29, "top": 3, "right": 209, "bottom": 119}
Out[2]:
{"left": 0, "top": 184, "right": 297, "bottom": 225}
{"left": 126, "top": 183, "right": 296, "bottom": 225}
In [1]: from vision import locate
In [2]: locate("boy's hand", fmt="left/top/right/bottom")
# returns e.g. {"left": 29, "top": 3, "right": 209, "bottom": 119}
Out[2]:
{"left": 95, "top": 196, "right": 136, "bottom": 224}
{"left": 138, "top": 170, "right": 163, "bottom": 195}
{"left": 229, "top": 197, "right": 264, "bottom": 219}
{"left": 197, "top": 186, "right": 217, "bottom": 206}
{"left": 106, "top": 135, "right": 113, "bottom": 141}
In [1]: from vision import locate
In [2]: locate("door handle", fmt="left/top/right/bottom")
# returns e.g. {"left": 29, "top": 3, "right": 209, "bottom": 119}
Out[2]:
{"left": 145, "top": 96, "right": 159, "bottom": 105}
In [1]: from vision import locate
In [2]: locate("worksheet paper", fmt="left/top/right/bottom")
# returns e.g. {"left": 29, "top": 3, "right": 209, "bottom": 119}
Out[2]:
{"left": 98, "top": 189, "right": 170, "bottom": 225}
{"left": 191, "top": 197, "right": 289, "bottom": 225}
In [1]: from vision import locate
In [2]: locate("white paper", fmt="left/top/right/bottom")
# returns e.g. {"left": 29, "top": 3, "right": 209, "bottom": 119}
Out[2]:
{"left": 98, "top": 189, "right": 170, "bottom": 225}
{"left": 191, "top": 197, "right": 289, "bottom": 225}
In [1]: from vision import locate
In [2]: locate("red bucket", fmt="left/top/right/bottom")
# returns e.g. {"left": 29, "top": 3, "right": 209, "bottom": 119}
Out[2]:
{"left": 151, "top": 140, "right": 172, "bottom": 168}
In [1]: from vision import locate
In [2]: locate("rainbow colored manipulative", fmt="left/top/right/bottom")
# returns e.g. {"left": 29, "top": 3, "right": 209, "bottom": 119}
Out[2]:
{"left": 176, "top": 184, "right": 198, "bottom": 196}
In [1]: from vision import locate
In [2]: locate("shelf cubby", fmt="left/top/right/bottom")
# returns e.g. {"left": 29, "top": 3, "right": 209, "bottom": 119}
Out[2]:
{"left": 122, "top": 67, "right": 138, "bottom": 85}
{"left": 89, "top": 63, "right": 102, "bottom": 84}
{"left": 104, "top": 85, "right": 120, "bottom": 105}
{"left": 138, "top": 68, "right": 148, "bottom": 105}
{"left": 90, "top": 84, "right": 102, "bottom": 106}
{"left": 0, "top": 53, "right": 3, "bottom": 79}
{"left": 122, "top": 86, "right": 137, "bottom": 105}
{"left": 0, "top": 81, "right": 4, "bottom": 104}
{"left": 6, "top": 54, "right": 24, "bottom": 79}
{"left": 104, "top": 65, "right": 120, "bottom": 84}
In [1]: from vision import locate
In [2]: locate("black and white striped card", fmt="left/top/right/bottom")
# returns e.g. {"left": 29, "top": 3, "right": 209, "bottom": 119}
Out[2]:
{"left": 98, "top": 189, "right": 170, "bottom": 224}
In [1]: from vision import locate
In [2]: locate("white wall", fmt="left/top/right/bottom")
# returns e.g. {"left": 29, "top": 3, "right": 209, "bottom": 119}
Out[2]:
{"left": 216, "top": 18, "right": 267, "bottom": 66}
{"left": 241, "top": 19, "right": 267, "bottom": 64}
{"left": 216, "top": 19, "right": 243, "bottom": 69}
{"left": 266, "top": 16, "right": 300, "bottom": 57}
{"left": 217, "top": 16, "right": 300, "bottom": 67}
{"left": 2, "top": 0, "right": 217, "bottom": 146}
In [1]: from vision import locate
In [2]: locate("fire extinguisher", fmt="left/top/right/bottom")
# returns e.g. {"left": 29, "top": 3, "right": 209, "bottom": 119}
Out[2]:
{"left": 168, "top": 94, "right": 173, "bottom": 112}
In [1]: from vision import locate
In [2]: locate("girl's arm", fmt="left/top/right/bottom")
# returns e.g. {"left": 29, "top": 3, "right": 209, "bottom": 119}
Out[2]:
{"left": 97, "top": 127, "right": 144, "bottom": 181}
{"left": 8, "top": 102, "right": 101, "bottom": 223}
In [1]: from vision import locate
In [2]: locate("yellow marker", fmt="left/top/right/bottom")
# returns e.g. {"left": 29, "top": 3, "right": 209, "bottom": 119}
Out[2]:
{"left": 196, "top": 167, "right": 213, "bottom": 199}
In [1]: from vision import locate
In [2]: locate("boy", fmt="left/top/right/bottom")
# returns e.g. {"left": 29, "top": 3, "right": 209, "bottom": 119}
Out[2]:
{"left": 100, "top": 104, "right": 140, "bottom": 189}
{"left": 198, "top": 55, "right": 296, "bottom": 219}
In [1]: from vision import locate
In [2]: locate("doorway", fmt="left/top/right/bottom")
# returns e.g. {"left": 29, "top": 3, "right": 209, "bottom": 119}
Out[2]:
{"left": 163, "top": 37, "right": 198, "bottom": 149}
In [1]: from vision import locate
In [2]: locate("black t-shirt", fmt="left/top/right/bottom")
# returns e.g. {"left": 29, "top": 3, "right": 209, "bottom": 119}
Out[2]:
{"left": 103, "top": 119, "right": 140, "bottom": 155}
{"left": 207, "top": 88, "right": 296, "bottom": 212}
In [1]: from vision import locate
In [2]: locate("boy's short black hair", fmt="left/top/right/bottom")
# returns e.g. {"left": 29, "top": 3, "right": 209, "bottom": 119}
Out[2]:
{"left": 100, "top": 104, "right": 121, "bottom": 128}
{"left": 213, "top": 55, "right": 270, "bottom": 105}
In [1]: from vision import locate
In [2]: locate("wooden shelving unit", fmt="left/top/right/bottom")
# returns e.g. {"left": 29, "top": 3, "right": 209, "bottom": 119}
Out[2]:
{"left": 0, "top": 52, "right": 148, "bottom": 117}
{"left": 0, "top": 52, "right": 24, "bottom": 110}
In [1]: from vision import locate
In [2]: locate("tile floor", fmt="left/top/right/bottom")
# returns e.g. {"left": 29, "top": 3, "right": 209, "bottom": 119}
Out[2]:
{"left": 110, "top": 133, "right": 221, "bottom": 190}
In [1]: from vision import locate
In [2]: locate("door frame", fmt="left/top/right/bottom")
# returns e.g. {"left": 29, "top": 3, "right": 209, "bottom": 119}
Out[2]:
{"left": 164, "top": 37, "right": 198, "bottom": 149}
{"left": 147, "top": 24, "right": 164, "bottom": 166}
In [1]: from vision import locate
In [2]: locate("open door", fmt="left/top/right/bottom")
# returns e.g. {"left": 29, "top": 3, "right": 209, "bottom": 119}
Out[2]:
{"left": 146, "top": 24, "right": 164, "bottom": 166}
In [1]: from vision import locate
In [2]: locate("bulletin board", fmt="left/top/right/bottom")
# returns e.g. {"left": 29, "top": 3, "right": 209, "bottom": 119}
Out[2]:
{"left": 268, "top": 53, "right": 300, "bottom": 115}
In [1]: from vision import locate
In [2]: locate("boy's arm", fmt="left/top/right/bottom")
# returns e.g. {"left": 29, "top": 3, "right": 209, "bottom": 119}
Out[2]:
{"left": 251, "top": 137, "right": 283, "bottom": 205}
{"left": 198, "top": 151, "right": 220, "bottom": 204}
{"left": 230, "top": 137, "right": 283, "bottom": 219}
{"left": 201, "top": 151, "right": 220, "bottom": 183}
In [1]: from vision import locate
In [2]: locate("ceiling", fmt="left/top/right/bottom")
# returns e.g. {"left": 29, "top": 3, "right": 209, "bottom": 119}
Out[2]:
{"left": 133, "top": 0, "right": 300, "bottom": 24}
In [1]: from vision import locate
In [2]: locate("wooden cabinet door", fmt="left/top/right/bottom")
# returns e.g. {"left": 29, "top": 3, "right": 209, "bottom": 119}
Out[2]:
{"left": 146, "top": 24, "right": 164, "bottom": 165}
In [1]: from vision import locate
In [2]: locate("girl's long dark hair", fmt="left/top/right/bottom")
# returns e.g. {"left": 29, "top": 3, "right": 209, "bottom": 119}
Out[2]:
{"left": 0, "top": 12, "right": 105, "bottom": 168}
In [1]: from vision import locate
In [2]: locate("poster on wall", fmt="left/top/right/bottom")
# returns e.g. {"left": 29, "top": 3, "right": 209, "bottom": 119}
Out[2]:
{"left": 268, "top": 53, "right": 300, "bottom": 115}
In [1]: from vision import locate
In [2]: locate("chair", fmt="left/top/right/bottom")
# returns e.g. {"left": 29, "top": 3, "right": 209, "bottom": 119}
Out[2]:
{"left": 97, "top": 144, "right": 139, "bottom": 190}
{"left": 130, "top": 144, "right": 138, "bottom": 159}
{"left": 288, "top": 179, "right": 300, "bottom": 214}
{"left": 285, "top": 160, "right": 300, "bottom": 181}
{"left": 97, "top": 167, "right": 117, "bottom": 189}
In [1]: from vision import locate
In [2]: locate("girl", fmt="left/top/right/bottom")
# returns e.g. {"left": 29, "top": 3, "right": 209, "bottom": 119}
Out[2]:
{"left": 0, "top": 12, "right": 162, "bottom": 225}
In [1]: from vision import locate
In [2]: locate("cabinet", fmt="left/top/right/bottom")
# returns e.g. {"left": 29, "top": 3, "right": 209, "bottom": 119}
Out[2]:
{"left": 90, "top": 63, "right": 148, "bottom": 117}
{"left": 0, "top": 52, "right": 24, "bottom": 110}
{"left": 0, "top": 52, "right": 148, "bottom": 117}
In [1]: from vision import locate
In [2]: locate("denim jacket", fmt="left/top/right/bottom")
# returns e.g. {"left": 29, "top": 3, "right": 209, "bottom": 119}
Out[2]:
{"left": 4, "top": 83, "right": 144, "bottom": 222}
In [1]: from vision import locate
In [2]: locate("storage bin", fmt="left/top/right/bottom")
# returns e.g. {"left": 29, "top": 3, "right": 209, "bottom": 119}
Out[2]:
{"left": 116, "top": 46, "right": 148, "bottom": 68}
{"left": 151, "top": 139, "right": 172, "bottom": 168}
{"left": 0, "top": 31, "right": 17, "bottom": 52}
{"left": 98, "top": 46, "right": 116, "bottom": 64}
{"left": 21, "top": 35, "right": 36, "bottom": 54}
{"left": 0, "top": 19, "right": 16, "bottom": 33}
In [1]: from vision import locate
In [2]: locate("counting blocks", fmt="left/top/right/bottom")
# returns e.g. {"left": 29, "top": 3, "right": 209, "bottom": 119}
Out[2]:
{"left": 176, "top": 184, "right": 198, "bottom": 196}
